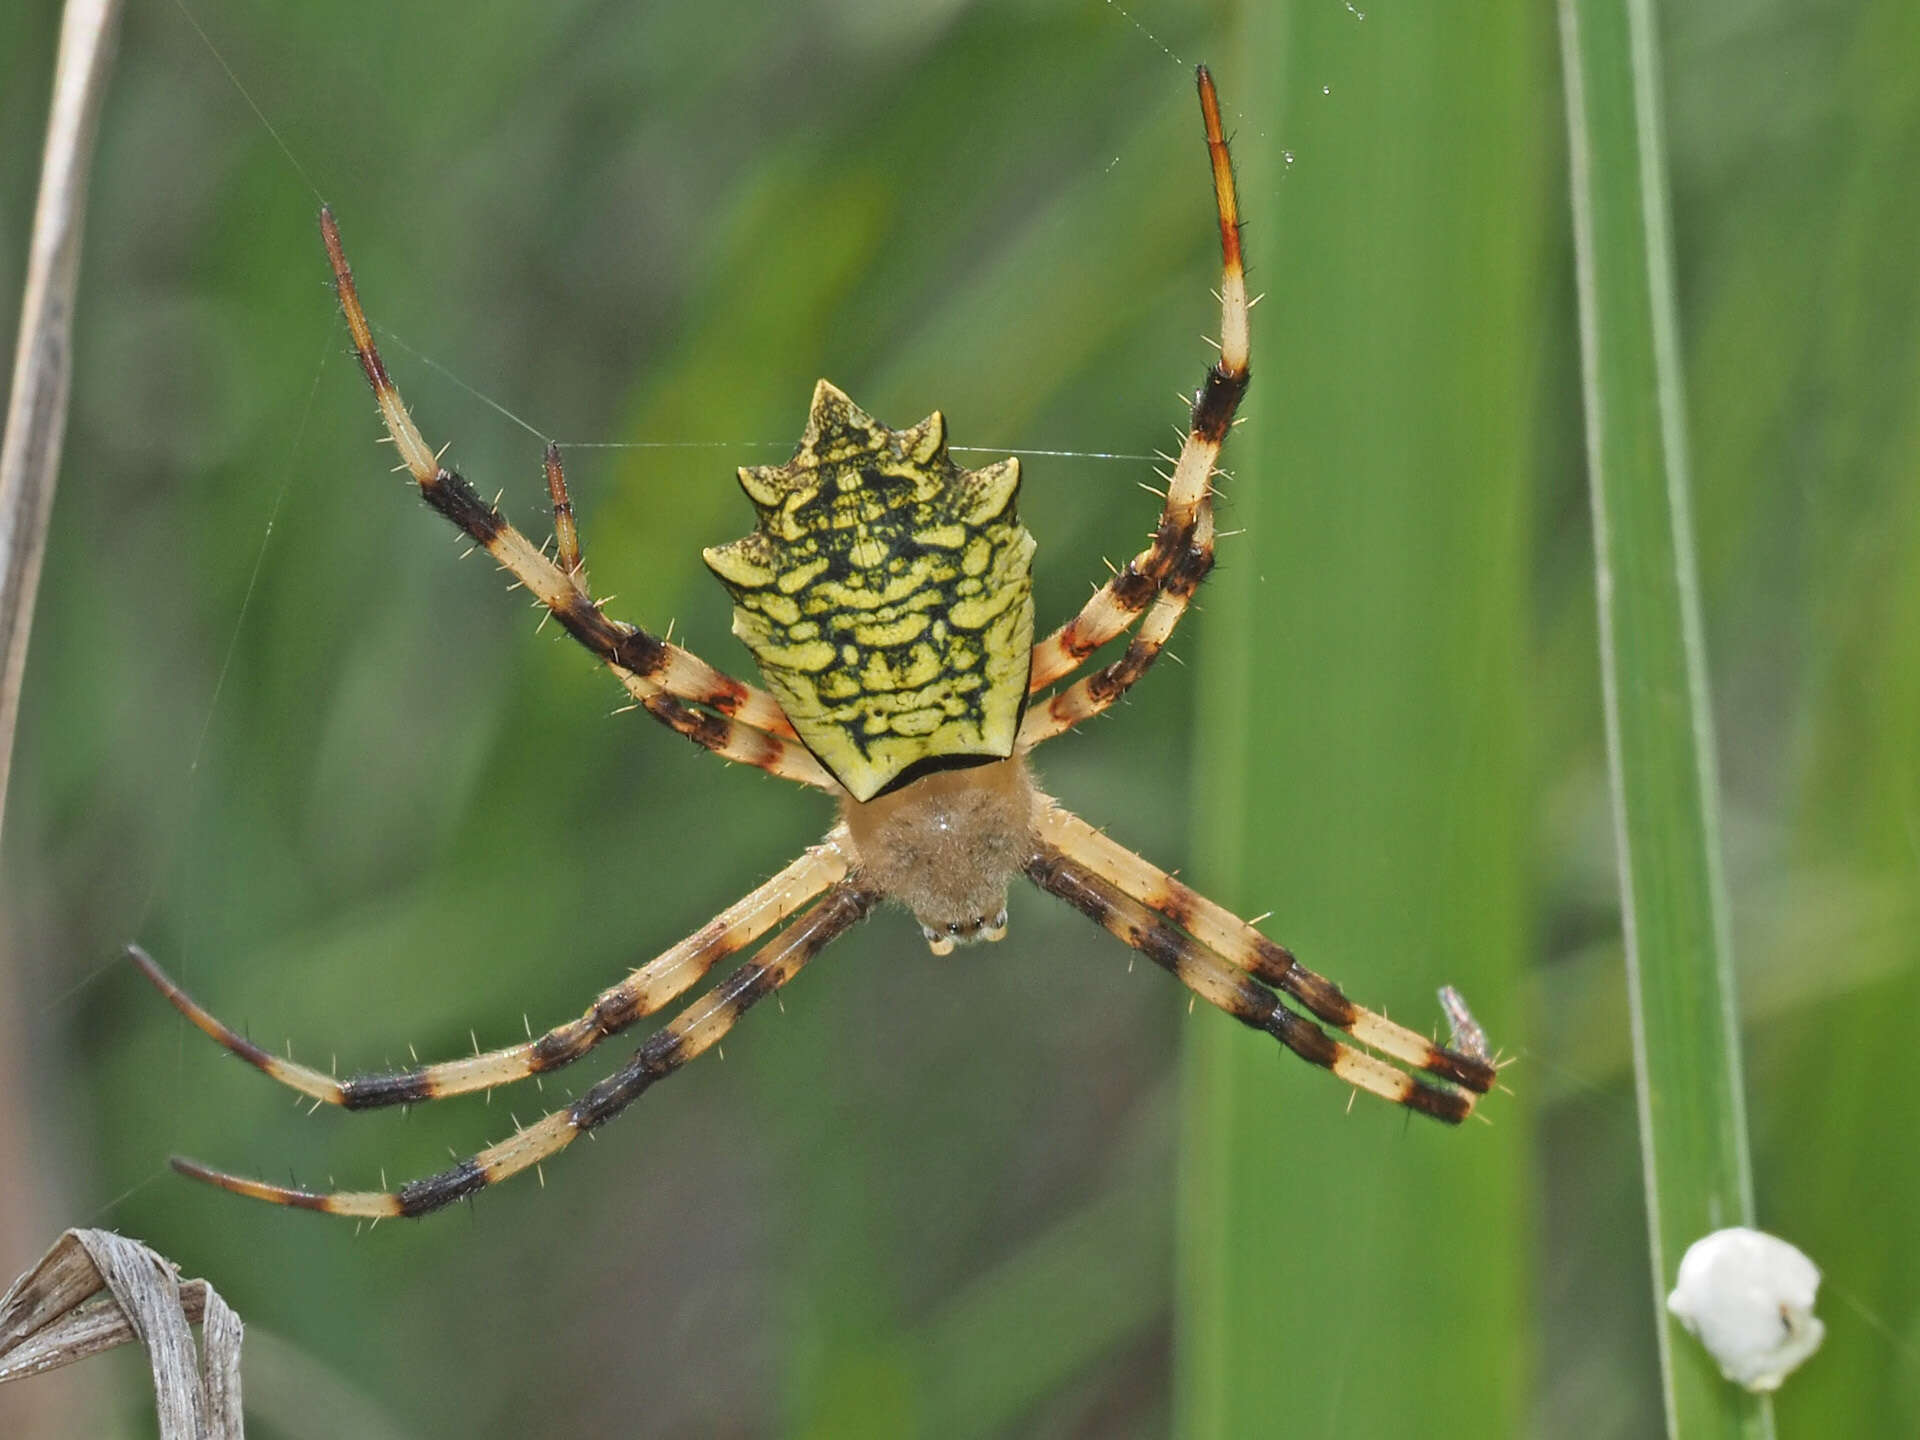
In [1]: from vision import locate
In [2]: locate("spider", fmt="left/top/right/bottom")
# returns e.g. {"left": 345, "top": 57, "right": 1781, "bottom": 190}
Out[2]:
{"left": 131, "top": 67, "right": 1496, "bottom": 1220}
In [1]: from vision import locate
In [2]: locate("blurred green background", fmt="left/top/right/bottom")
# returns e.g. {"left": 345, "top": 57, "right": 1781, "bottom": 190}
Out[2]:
{"left": 2, "top": 0, "right": 1916, "bottom": 1435}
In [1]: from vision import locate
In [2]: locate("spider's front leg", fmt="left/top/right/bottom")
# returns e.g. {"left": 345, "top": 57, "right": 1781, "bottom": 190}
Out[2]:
{"left": 317, "top": 209, "right": 834, "bottom": 791}
{"left": 168, "top": 882, "right": 880, "bottom": 1217}
{"left": 1022, "top": 66, "right": 1249, "bottom": 745}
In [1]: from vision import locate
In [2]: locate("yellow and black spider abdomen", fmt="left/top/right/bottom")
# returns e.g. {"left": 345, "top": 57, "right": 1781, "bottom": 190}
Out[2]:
{"left": 703, "top": 381, "right": 1035, "bottom": 802}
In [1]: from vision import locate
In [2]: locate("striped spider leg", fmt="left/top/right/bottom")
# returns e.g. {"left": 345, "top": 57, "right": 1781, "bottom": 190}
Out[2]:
{"left": 1025, "top": 803, "right": 1497, "bottom": 1120}
{"left": 1020, "top": 65, "right": 1248, "bottom": 747}
{"left": 318, "top": 207, "right": 836, "bottom": 792}
{"left": 155, "top": 879, "right": 878, "bottom": 1218}
{"left": 131, "top": 831, "right": 850, "bottom": 1113}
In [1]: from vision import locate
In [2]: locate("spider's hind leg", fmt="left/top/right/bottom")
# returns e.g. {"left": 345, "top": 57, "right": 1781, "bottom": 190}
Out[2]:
{"left": 1024, "top": 821, "right": 1495, "bottom": 1121}
{"left": 168, "top": 881, "right": 879, "bottom": 1217}
{"left": 129, "top": 833, "right": 852, "bottom": 1110}
{"left": 1032, "top": 804, "right": 1496, "bottom": 1092}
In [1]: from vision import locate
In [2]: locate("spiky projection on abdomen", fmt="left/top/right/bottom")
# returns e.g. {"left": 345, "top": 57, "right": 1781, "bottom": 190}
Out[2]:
{"left": 703, "top": 381, "right": 1035, "bottom": 802}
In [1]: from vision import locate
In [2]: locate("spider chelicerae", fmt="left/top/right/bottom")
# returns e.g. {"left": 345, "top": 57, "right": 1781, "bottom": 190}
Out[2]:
{"left": 131, "top": 67, "right": 1496, "bottom": 1220}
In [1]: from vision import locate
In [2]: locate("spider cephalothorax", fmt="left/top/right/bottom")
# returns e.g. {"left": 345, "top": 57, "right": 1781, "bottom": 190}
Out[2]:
{"left": 704, "top": 380, "right": 1034, "bottom": 802}
{"left": 133, "top": 68, "right": 1498, "bottom": 1221}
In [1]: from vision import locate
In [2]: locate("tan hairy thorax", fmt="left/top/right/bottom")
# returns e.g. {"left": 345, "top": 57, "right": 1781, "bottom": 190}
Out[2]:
{"left": 839, "top": 755, "right": 1037, "bottom": 953}
{"left": 703, "top": 380, "right": 1036, "bottom": 803}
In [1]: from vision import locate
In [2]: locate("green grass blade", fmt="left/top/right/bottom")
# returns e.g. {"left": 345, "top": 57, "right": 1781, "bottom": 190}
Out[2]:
{"left": 1177, "top": 8, "right": 1544, "bottom": 1435}
{"left": 1558, "top": 1, "right": 1770, "bottom": 1435}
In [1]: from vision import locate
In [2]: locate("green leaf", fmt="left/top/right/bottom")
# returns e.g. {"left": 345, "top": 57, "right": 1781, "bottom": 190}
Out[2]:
{"left": 1558, "top": 0, "right": 1770, "bottom": 1434}
{"left": 1178, "top": 9, "right": 1544, "bottom": 1435}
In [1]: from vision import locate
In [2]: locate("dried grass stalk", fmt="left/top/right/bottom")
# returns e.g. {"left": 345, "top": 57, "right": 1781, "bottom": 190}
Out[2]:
{"left": 0, "top": 0, "right": 122, "bottom": 834}
{"left": 0, "top": 1228, "right": 243, "bottom": 1438}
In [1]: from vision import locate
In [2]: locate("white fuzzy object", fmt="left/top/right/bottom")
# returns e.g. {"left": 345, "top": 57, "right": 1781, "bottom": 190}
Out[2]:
{"left": 1666, "top": 1227, "right": 1825, "bottom": 1392}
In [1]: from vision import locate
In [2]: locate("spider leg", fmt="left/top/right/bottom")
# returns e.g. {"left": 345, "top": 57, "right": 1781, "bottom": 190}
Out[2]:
{"left": 1025, "top": 844, "right": 1488, "bottom": 1123}
{"left": 132, "top": 831, "right": 851, "bottom": 1108}
{"left": 538, "top": 442, "right": 795, "bottom": 743}
{"left": 169, "top": 882, "right": 879, "bottom": 1217}
{"left": 1032, "top": 804, "right": 1496, "bottom": 1092}
{"left": 1024, "top": 66, "right": 1247, "bottom": 729}
{"left": 1019, "top": 498, "right": 1214, "bottom": 747}
{"left": 318, "top": 209, "right": 832, "bottom": 790}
